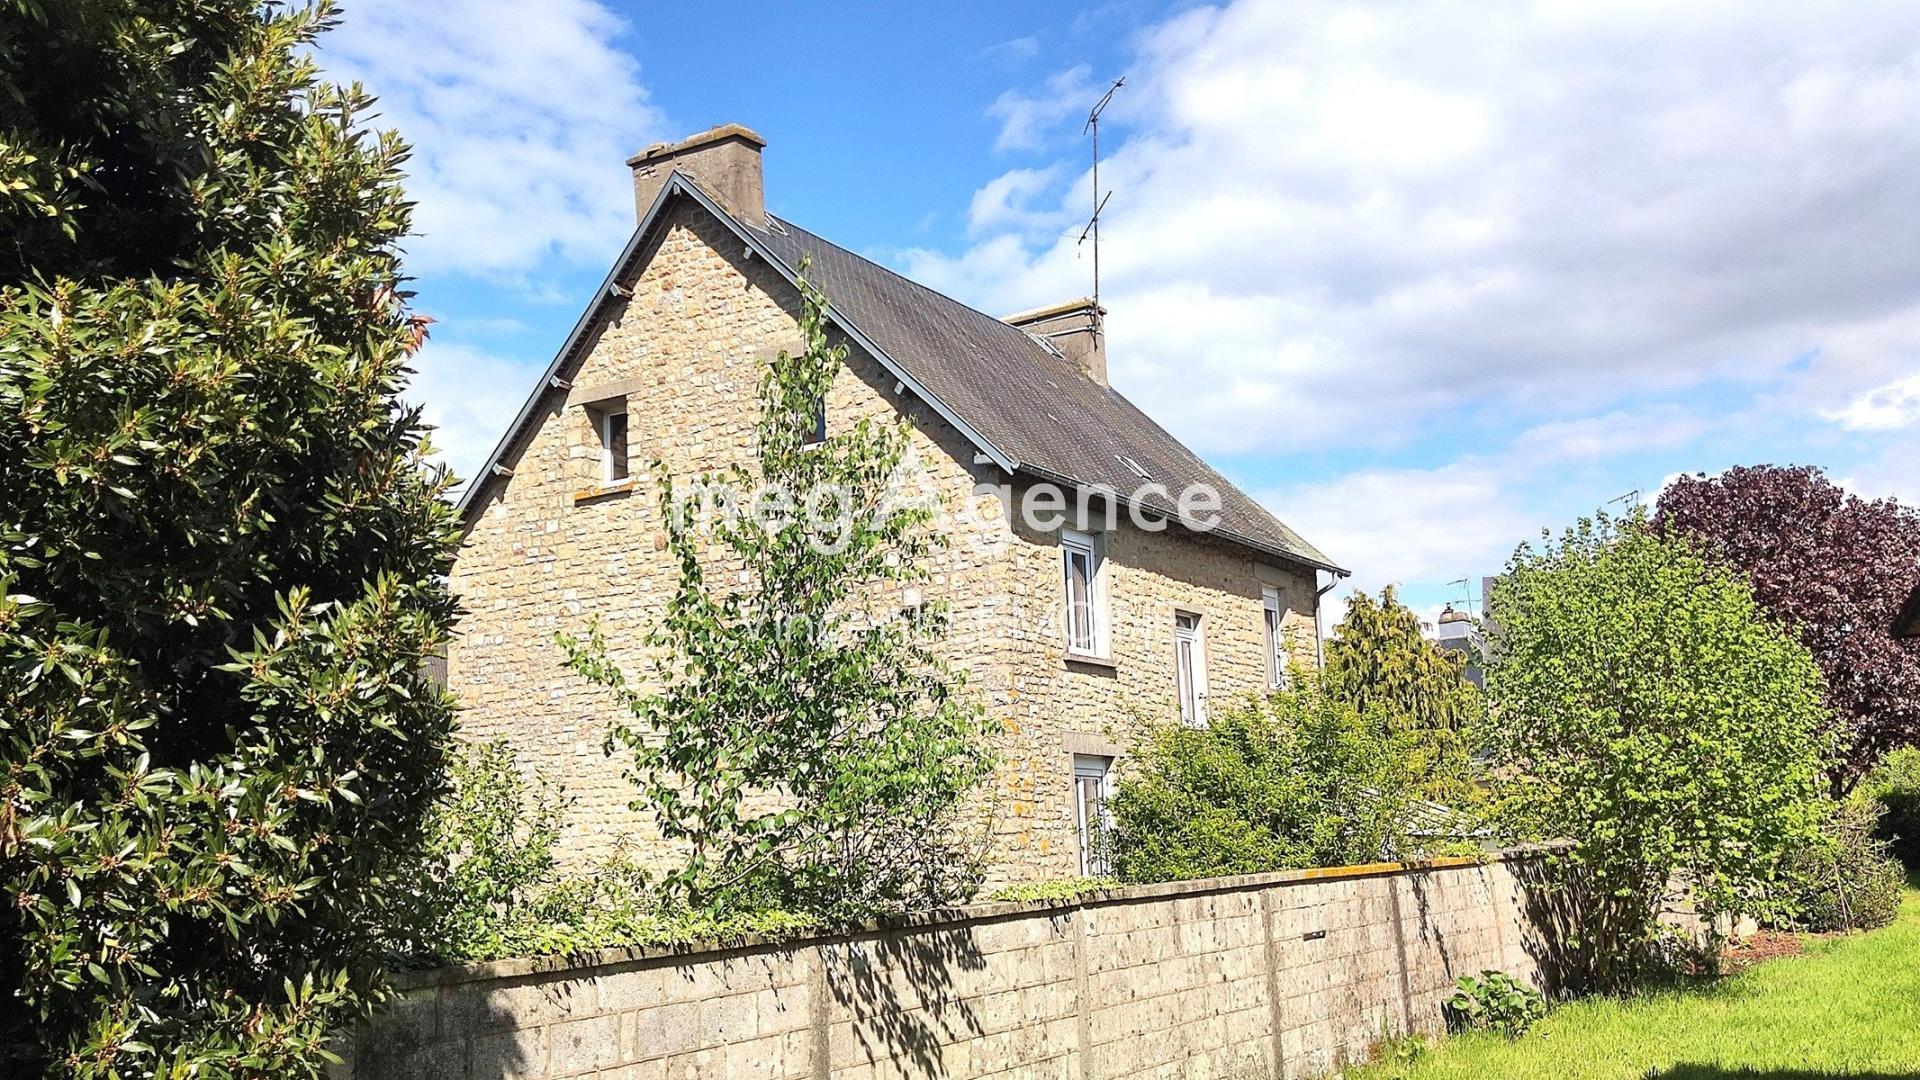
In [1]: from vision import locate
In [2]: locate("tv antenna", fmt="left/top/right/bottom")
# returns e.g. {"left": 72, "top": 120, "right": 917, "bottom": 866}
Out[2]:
{"left": 1077, "top": 77, "right": 1125, "bottom": 309}
{"left": 1447, "top": 576, "right": 1476, "bottom": 612}
{"left": 1608, "top": 488, "right": 1643, "bottom": 510}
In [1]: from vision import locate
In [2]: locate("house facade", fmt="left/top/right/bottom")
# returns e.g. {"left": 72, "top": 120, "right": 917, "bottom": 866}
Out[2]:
{"left": 449, "top": 125, "right": 1344, "bottom": 885}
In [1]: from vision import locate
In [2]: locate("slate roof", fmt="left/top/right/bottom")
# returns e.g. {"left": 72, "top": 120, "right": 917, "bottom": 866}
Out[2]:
{"left": 459, "top": 176, "right": 1340, "bottom": 574}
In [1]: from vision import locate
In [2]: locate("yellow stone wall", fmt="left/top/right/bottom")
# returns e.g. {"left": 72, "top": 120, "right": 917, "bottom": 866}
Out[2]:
{"left": 449, "top": 199, "right": 1322, "bottom": 884}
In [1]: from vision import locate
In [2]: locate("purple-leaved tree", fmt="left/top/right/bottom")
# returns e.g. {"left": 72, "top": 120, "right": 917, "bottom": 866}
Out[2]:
{"left": 1654, "top": 465, "right": 1920, "bottom": 793}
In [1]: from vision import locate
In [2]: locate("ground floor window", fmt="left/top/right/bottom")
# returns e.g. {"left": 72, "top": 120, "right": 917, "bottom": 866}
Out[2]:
{"left": 1073, "top": 754, "right": 1114, "bottom": 876}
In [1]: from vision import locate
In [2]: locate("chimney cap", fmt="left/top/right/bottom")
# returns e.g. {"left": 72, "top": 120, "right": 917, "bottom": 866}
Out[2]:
{"left": 1001, "top": 296, "right": 1106, "bottom": 326}
{"left": 627, "top": 123, "right": 767, "bottom": 168}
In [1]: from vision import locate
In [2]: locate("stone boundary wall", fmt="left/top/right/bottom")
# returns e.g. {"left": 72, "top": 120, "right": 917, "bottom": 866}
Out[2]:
{"left": 342, "top": 848, "right": 1573, "bottom": 1080}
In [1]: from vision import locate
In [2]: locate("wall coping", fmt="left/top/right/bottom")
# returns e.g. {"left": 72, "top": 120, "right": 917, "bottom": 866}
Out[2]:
{"left": 390, "top": 843, "right": 1566, "bottom": 992}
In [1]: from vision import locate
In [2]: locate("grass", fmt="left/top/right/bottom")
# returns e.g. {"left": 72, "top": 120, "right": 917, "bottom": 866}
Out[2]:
{"left": 1347, "top": 890, "right": 1920, "bottom": 1079}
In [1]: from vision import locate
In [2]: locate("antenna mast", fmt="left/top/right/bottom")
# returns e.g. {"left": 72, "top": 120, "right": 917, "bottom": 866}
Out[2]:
{"left": 1078, "top": 77, "right": 1125, "bottom": 309}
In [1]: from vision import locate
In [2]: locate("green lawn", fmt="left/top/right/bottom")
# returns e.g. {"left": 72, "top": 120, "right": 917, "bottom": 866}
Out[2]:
{"left": 1348, "top": 891, "right": 1920, "bottom": 1079}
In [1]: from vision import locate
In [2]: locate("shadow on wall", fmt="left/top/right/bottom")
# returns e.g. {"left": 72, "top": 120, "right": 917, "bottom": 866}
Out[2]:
{"left": 348, "top": 984, "right": 539, "bottom": 1079}
{"left": 1508, "top": 855, "right": 1592, "bottom": 998}
{"left": 826, "top": 919, "right": 990, "bottom": 1075}
{"left": 1400, "top": 869, "right": 1454, "bottom": 979}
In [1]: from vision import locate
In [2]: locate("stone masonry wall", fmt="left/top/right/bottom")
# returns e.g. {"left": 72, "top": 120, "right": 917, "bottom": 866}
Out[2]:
{"left": 341, "top": 849, "right": 1569, "bottom": 1080}
{"left": 449, "top": 198, "right": 1327, "bottom": 884}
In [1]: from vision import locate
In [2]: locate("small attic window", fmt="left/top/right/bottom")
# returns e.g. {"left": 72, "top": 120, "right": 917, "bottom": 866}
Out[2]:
{"left": 802, "top": 394, "right": 826, "bottom": 448}
{"left": 594, "top": 405, "right": 629, "bottom": 483}
{"left": 1118, "top": 454, "right": 1152, "bottom": 481}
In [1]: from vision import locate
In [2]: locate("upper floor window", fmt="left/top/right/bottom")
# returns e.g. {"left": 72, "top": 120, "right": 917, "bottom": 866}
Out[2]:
{"left": 1175, "top": 610, "right": 1208, "bottom": 726}
{"left": 1061, "top": 528, "right": 1108, "bottom": 658}
{"left": 1263, "top": 586, "right": 1288, "bottom": 689}
{"left": 597, "top": 406, "right": 629, "bottom": 483}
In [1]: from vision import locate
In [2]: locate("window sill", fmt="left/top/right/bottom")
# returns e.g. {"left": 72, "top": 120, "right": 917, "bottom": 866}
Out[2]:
{"left": 1064, "top": 652, "right": 1117, "bottom": 672}
{"left": 572, "top": 478, "right": 636, "bottom": 504}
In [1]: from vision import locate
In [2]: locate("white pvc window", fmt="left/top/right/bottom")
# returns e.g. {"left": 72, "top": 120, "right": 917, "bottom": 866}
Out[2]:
{"left": 1073, "top": 754, "right": 1114, "bottom": 876}
{"left": 598, "top": 407, "right": 629, "bottom": 483}
{"left": 1061, "top": 529, "right": 1107, "bottom": 657}
{"left": 1175, "top": 611, "right": 1208, "bottom": 727}
{"left": 1263, "top": 586, "right": 1288, "bottom": 689}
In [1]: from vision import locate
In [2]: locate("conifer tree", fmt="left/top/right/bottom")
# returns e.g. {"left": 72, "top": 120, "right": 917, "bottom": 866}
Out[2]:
{"left": 1323, "top": 587, "right": 1483, "bottom": 803}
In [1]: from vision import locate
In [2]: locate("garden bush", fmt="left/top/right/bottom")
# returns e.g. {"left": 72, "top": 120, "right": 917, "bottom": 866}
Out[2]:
{"left": 1771, "top": 799, "right": 1904, "bottom": 933}
{"left": 1105, "top": 682, "right": 1417, "bottom": 883}
{"left": 1865, "top": 747, "right": 1920, "bottom": 875}
{"left": 1484, "top": 512, "right": 1831, "bottom": 989}
{"left": 395, "top": 742, "right": 816, "bottom": 965}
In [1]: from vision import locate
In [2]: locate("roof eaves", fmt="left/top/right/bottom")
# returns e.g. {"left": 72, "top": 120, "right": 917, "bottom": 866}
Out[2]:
{"left": 454, "top": 174, "right": 1018, "bottom": 523}
{"left": 453, "top": 179, "right": 684, "bottom": 520}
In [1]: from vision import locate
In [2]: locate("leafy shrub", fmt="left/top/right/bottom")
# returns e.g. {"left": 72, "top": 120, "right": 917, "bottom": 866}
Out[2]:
{"left": 1865, "top": 747, "right": 1920, "bottom": 875}
{"left": 1771, "top": 799, "right": 1905, "bottom": 932}
{"left": 1445, "top": 971, "right": 1547, "bottom": 1038}
{"left": 1106, "top": 682, "right": 1417, "bottom": 883}
{"left": 0, "top": 3, "right": 457, "bottom": 1073}
{"left": 396, "top": 742, "right": 818, "bottom": 965}
{"left": 1484, "top": 513, "right": 1832, "bottom": 989}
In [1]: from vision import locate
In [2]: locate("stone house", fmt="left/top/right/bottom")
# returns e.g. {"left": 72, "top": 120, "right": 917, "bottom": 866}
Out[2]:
{"left": 449, "top": 124, "right": 1345, "bottom": 885}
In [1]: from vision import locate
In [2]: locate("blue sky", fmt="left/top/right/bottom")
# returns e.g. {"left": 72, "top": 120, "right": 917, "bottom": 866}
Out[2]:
{"left": 317, "top": 0, "right": 1920, "bottom": 623}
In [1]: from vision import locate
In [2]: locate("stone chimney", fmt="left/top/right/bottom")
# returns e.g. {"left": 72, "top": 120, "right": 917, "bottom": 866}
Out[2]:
{"left": 627, "top": 123, "right": 766, "bottom": 229}
{"left": 1004, "top": 298, "right": 1107, "bottom": 385}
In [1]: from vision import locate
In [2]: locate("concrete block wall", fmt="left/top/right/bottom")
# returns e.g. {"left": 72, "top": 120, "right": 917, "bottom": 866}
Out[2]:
{"left": 343, "top": 850, "right": 1567, "bottom": 1080}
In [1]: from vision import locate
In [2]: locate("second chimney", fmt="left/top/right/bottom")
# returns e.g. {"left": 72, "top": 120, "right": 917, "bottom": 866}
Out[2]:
{"left": 627, "top": 123, "right": 766, "bottom": 229}
{"left": 1004, "top": 298, "right": 1107, "bottom": 385}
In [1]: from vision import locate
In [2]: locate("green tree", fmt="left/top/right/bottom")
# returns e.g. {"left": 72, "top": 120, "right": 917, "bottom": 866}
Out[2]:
{"left": 562, "top": 279, "right": 996, "bottom": 920}
{"left": 1106, "top": 683, "right": 1417, "bottom": 883}
{"left": 1323, "top": 586, "right": 1484, "bottom": 806}
{"left": 1484, "top": 513, "right": 1831, "bottom": 989}
{"left": 0, "top": 2, "right": 457, "bottom": 1075}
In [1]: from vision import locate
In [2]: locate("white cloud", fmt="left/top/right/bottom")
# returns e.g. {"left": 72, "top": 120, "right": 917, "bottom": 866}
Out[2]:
{"left": 405, "top": 343, "right": 537, "bottom": 485}
{"left": 968, "top": 165, "right": 1072, "bottom": 237}
{"left": 986, "top": 65, "right": 1101, "bottom": 152}
{"left": 317, "top": 0, "right": 667, "bottom": 281}
{"left": 1263, "top": 460, "right": 1538, "bottom": 598}
{"left": 1509, "top": 405, "right": 1710, "bottom": 465}
{"left": 901, "top": 0, "right": 1920, "bottom": 459}
{"left": 1825, "top": 373, "right": 1920, "bottom": 432}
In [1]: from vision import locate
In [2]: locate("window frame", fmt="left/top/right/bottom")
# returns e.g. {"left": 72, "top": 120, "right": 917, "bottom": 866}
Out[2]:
{"left": 1072, "top": 754, "right": 1115, "bottom": 876}
{"left": 1060, "top": 528, "right": 1109, "bottom": 659}
{"left": 1174, "top": 609, "right": 1208, "bottom": 727}
{"left": 597, "top": 404, "right": 630, "bottom": 484}
{"left": 1262, "top": 586, "right": 1288, "bottom": 689}
{"left": 802, "top": 392, "right": 827, "bottom": 449}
